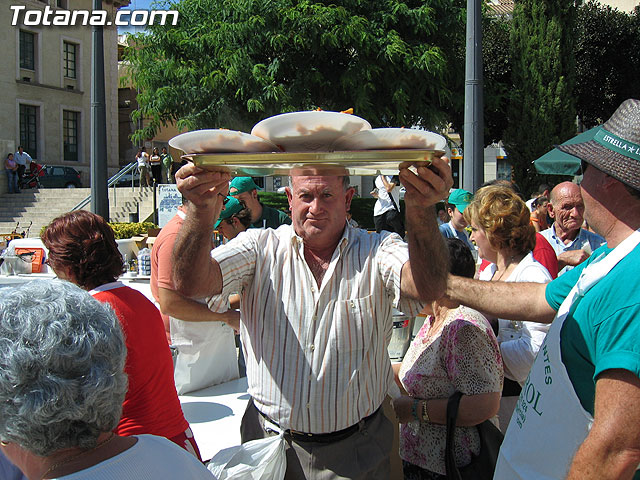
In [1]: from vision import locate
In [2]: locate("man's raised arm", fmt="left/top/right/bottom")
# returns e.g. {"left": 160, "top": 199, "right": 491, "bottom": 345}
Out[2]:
{"left": 399, "top": 156, "right": 452, "bottom": 302}
{"left": 172, "top": 165, "right": 230, "bottom": 299}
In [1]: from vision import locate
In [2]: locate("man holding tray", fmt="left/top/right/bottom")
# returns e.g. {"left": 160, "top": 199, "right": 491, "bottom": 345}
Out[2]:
{"left": 172, "top": 157, "right": 452, "bottom": 479}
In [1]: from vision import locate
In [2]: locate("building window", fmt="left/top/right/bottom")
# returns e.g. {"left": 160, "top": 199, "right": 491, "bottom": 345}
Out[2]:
{"left": 496, "top": 158, "right": 512, "bottom": 181}
{"left": 63, "top": 42, "right": 76, "bottom": 79}
{"left": 20, "top": 31, "right": 35, "bottom": 70}
{"left": 63, "top": 110, "right": 79, "bottom": 162}
{"left": 20, "top": 104, "right": 38, "bottom": 159}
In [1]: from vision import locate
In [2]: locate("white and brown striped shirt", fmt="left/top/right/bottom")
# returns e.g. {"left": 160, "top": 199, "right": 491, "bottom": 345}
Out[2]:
{"left": 208, "top": 223, "right": 423, "bottom": 433}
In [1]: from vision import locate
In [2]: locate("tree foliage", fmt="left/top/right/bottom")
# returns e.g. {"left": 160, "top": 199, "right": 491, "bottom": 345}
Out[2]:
{"left": 575, "top": 2, "right": 640, "bottom": 127}
{"left": 503, "top": 0, "right": 577, "bottom": 194}
{"left": 124, "top": 0, "right": 466, "bottom": 142}
{"left": 482, "top": 13, "right": 512, "bottom": 144}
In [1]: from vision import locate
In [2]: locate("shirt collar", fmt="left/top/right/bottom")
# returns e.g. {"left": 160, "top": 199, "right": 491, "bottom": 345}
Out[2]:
{"left": 289, "top": 222, "right": 350, "bottom": 255}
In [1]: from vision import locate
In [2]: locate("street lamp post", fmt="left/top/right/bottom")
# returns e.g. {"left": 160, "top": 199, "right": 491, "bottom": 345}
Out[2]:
{"left": 90, "top": 0, "right": 109, "bottom": 220}
{"left": 462, "top": 0, "right": 484, "bottom": 193}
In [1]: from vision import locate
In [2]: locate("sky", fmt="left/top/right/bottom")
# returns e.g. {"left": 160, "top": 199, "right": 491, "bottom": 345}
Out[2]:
{"left": 118, "top": 0, "right": 162, "bottom": 34}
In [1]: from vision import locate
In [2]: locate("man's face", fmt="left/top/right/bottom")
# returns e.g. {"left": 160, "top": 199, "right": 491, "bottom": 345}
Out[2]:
{"left": 448, "top": 206, "right": 468, "bottom": 231}
{"left": 18, "top": 147, "right": 23, "bottom": 154}
{"left": 286, "top": 176, "right": 354, "bottom": 249}
{"left": 230, "top": 189, "right": 260, "bottom": 211}
{"left": 549, "top": 187, "right": 585, "bottom": 234}
{"left": 579, "top": 164, "right": 609, "bottom": 236}
{"left": 218, "top": 217, "right": 242, "bottom": 240}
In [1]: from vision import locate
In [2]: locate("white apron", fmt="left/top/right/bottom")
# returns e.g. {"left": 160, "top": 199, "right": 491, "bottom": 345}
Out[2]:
{"left": 494, "top": 230, "right": 640, "bottom": 480}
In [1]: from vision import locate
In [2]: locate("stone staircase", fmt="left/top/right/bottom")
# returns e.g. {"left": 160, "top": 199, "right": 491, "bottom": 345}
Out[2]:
{"left": 0, "top": 186, "right": 156, "bottom": 239}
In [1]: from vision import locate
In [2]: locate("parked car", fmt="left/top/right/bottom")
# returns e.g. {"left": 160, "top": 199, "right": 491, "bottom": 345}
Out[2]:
{"left": 112, "top": 172, "right": 140, "bottom": 187}
{"left": 39, "top": 166, "right": 83, "bottom": 188}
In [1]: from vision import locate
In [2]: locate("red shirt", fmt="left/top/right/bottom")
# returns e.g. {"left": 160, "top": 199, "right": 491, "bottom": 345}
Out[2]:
{"left": 91, "top": 283, "right": 188, "bottom": 438}
{"left": 477, "top": 233, "right": 558, "bottom": 279}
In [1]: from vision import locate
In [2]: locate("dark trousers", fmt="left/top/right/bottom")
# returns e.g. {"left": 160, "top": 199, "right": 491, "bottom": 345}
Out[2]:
{"left": 151, "top": 164, "right": 162, "bottom": 184}
{"left": 374, "top": 209, "right": 405, "bottom": 237}
{"left": 16, "top": 164, "right": 26, "bottom": 187}
{"left": 241, "top": 399, "right": 392, "bottom": 480}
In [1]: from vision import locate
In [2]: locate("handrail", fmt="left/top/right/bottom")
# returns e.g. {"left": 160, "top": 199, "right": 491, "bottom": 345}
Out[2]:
{"left": 71, "top": 162, "right": 138, "bottom": 211}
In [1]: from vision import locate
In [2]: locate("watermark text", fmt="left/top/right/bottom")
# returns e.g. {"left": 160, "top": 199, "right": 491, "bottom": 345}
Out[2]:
{"left": 10, "top": 5, "right": 179, "bottom": 27}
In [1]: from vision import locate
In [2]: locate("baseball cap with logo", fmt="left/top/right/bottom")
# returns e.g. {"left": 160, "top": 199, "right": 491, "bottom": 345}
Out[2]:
{"left": 214, "top": 196, "right": 244, "bottom": 228}
{"left": 229, "top": 177, "right": 262, "bottom": 195}
{"left": 448, "top": 189, "right": 474, "bottom": 213}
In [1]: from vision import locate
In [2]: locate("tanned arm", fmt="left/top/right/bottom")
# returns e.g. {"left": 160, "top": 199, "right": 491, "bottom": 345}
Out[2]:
{"left": 399, "top": 156, "right": 452, "bottom": 302}
{"left": 157, "top": 287, "right": 240, "bottom": 332}
{"left": 172, "top": 165, "right": 230, "bottom": 299}
{"left": 567, "top": 369, "right": 640, "bottom": 480}
{"left": 446, "top": 275, "right": 556, "bottom": 324}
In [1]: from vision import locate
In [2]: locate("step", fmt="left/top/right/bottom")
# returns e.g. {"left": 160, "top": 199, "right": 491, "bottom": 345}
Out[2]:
{"left": 0, "top": 187, "right": 157, "bottom": 239}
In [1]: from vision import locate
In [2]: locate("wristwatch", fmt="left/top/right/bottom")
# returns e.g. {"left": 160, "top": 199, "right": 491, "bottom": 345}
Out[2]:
{"left": 421, "top": 400, "right": 430, "bottom": 423}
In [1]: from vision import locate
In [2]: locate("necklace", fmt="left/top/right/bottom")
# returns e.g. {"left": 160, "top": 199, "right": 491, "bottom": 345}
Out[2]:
{"left": 492, "top": 254, "right": 520, "bottom": 282}
{"left": 40, "top": 433, "right": 115, "bottom": 480}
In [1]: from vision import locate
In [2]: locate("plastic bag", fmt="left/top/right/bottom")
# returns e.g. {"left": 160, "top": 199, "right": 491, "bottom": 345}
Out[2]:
{"left": 207, "top": 432, "right": 286, "bottom": 480}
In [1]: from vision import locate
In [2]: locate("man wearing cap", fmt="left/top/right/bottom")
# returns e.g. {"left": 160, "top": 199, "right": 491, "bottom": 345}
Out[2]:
{"left": 215, "top": 196, "right": 253, "bottom": 241}
{"left": 540, "top": 182, "right": 605, "bottom": 274}
{"left": 438, "top": 188, "right": 475, "bottom": 252}
{"left": 172, "top": 158, "right": 452, "bottom": 479}
{"left": 444, "top": 99, "right": 640, "bottom": 480}
{"left": 151, "top": 198, "right": 240, "bottom": 392}
{"left": 229, "top": 177, "right": 291, "bottom": 229}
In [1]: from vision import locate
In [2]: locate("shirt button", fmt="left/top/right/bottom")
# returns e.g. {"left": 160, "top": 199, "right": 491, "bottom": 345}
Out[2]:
{"left": 311, "top": 287, "right": 315, "bottom": 293}
{"left": 306, "top": 403, "right": 310, "bottom": 409}
{"left": 310, "top": 344, "right": 315, "bottom": 351}
{"left": 350, "top": 301, "right": 355, "bottom": 308}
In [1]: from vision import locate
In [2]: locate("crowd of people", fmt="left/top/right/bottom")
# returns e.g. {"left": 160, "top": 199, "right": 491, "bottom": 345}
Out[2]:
{"left": 1, "top": 98, "right": 639, "bottom": 480}
{"left": 134, "top": 146, "right": 179, "bottom": 189}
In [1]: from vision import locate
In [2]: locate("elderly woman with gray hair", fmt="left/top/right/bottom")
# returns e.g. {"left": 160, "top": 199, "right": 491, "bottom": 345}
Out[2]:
{"left": 0, "top": 280, "right": 214, "bottom": 479}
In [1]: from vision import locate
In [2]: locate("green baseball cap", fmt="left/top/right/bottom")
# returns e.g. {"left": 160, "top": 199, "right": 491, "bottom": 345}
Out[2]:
{"left": 214, "top": 196, "right": 244, "bottom": 228}
{"left": 447, "top": 189, "right": 473, "bottom": 213}
{"left": 229, "top": 177, "right": 262, "bottom": 195}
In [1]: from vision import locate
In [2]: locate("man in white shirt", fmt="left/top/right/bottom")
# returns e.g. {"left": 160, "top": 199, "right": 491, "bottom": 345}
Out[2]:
{"left": 172, "top": 161, "right": 452, "bottom": 479}
{"left": 371, "top": 174, "right": 404, "bottom": 236}
{"left": 13, "top": 146, "right": 32, "bottom": 182}
{"left": 540, "top": 181, "right": 604, "bottom": 273}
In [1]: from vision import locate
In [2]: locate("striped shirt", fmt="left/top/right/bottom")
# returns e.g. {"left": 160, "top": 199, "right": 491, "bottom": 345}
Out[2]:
{"left": 207, "top": 223, "right": 423, "bottom": 433}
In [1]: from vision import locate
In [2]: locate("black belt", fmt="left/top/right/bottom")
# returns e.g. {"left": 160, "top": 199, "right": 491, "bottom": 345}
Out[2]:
{"left": 258, "top": 406, "right": 380, "bottom": 444}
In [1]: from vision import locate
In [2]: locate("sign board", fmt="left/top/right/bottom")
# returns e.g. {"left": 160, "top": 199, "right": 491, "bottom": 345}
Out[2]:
{"left": 157, "top": 184, "right": 181, "bottom": 227}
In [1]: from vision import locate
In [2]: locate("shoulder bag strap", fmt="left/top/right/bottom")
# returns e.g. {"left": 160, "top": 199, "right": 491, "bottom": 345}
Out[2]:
{"left": 445, "top": 391, "right": 464, "bottom": 480}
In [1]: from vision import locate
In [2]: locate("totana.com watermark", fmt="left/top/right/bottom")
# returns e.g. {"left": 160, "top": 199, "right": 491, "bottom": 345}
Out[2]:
{"left": 10, "top": 5, "right": 178, "bottom": 26}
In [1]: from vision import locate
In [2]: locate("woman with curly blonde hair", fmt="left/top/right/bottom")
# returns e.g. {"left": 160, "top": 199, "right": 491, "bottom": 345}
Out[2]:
{"left": 464, "top": 185, "right": 552, "bottom": 430}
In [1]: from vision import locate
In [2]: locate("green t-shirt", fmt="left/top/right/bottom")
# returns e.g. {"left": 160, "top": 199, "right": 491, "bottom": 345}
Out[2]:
{"left": 250, "top": 204, "right": 291, "bottom": 229}
{"left": 545, "top": 243, "right": 640, "bottom": 417}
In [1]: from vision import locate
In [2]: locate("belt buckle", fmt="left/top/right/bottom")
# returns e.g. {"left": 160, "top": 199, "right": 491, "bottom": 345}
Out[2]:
{"left": 289, "top": 429, "right": 313, "bottom": 438}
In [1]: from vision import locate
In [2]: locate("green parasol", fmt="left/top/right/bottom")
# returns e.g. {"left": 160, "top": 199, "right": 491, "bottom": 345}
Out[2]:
{"left": 534, "top": 126, "right": 602, "bottom": 175}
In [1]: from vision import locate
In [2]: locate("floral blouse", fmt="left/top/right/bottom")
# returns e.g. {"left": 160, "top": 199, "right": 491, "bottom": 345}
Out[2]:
{"left": 398, "top": 306, "right": 503, "bottom": 475}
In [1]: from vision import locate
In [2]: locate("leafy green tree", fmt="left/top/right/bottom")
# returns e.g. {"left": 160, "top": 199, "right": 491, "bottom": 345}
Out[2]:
{"left": 575, "top": 2, "right": 640, "bottom": 127}
{"left": 503, "top": 0, "right": 577, "bottom": 194}
{"left": 482, "top": 13, "right": 512, "bottom": 144}
{"left": 125, "top": 0, "right": 466, "bottom": 142}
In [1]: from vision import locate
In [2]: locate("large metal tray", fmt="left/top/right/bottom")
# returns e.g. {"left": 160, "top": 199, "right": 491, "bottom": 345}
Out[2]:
{"left": 182, "top": 149, "right": 442, "bottom": 176}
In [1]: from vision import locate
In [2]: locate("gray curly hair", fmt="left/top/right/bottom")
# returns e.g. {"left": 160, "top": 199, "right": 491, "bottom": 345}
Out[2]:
{"left": 0, "top": 280, "right": 128, "bottom": 456}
